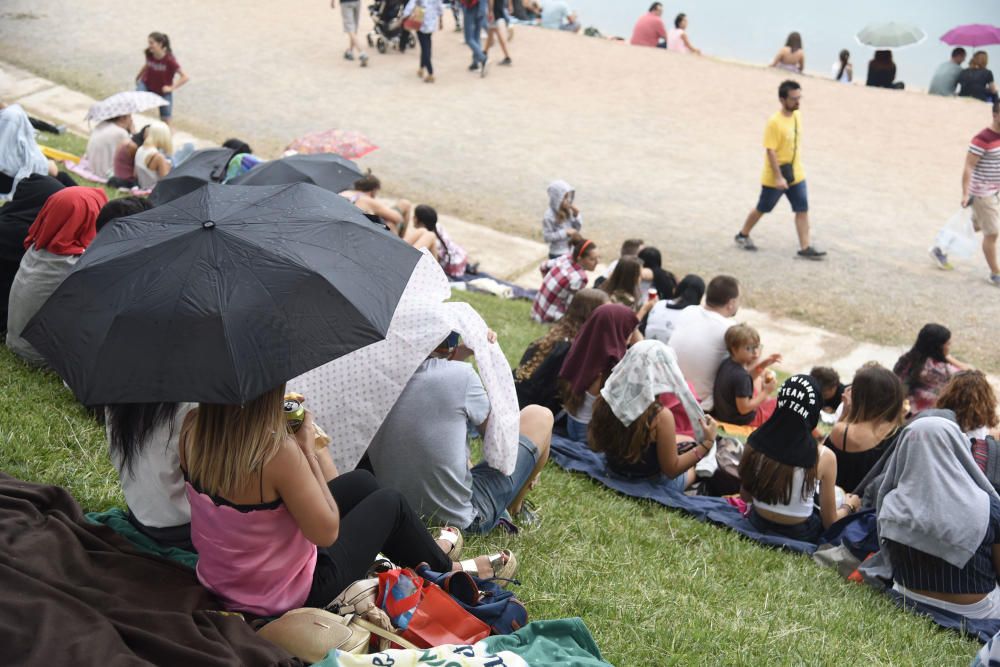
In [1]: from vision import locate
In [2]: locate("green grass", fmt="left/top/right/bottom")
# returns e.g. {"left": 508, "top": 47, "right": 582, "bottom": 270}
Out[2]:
{"left": 0, "top": 134, "right": 978, "bottom": 664}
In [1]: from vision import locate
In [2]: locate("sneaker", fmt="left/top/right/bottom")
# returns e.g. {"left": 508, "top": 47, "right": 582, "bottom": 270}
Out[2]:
{"left": 930, "top": 246, "right": 954, "bottom": 271}
{"left": 480, "top": 57, "right": 489, "bottom": 77}
{"left": 343, "top": 50, "right": 355, "bottom": 61}
{"left": 734, "top": 233, "right": 757, "bottom": 251}
{"left": 990, "top": 274, "right": 1000, "bottom": 287}
{"left": 514, "top": 499, "right": 541, "bottom": 529}
{"left": 797, "top": 245, "right": 827, "bottom": 260}
{"left": 500, "top": 57, "right": 512, "bottom": 66}
{"left": 359, "top": 53, "right": 369, "bottom": 67}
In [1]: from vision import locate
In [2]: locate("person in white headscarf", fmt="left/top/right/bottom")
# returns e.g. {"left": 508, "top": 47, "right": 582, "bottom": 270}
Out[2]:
{"left": 878, "top": 415, "right": 1000, "bottom": 619}
{"left": 0, "top": 103, "right": 57, "bottom": 201}
{"left": 588, "top": 339, "right": 717, "bottom": 491}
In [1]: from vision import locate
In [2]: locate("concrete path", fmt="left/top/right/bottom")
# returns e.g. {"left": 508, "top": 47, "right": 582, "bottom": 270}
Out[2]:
{"left": 0, "top": 59, "right": 971, "bottom": 387}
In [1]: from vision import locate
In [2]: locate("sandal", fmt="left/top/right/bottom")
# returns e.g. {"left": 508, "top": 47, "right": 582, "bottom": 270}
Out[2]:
{"left": 435, "top": 526, "right": 463, "bottom": 562}
{"left": 460, "top": 549, "right": 518, "bottom": 587}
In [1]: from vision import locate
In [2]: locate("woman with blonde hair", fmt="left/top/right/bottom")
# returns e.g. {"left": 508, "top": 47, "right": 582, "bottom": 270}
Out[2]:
{"left": 134, "top": 120, "right": 173, "bottom": 189}
{"left": 958, "top": 51, "right": 998, "bottom": 102}
{"left": 179, "top": 385, "right": 511, "bottom": 616}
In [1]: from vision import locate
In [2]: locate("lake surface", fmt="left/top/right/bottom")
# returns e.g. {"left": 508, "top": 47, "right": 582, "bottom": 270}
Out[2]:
{"left": 567, "top": 1, "right": 1000, "bottom": 89}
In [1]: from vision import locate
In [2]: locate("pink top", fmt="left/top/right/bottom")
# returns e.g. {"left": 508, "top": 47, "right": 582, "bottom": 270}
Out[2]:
{"left": 666, "top": 28, "right": 690, "bottom": 53}
{"left": 630, "top": 12, "right": 666, "bottom": 47}
{"left": 186, "top": 479, "right": 317, "bottom": 616}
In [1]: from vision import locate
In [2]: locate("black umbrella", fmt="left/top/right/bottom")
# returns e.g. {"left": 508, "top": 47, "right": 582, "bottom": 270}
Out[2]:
{"left": 149, "top": 147, "right": 235, "bottom": 206}
{"left": 228, "top": 153, "right": 363, "bottom": 194}
{"left": 23, "top": 183, "right": 421, "bottom": 405}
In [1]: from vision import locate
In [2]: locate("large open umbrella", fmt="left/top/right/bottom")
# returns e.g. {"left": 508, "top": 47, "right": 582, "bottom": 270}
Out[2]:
{"left": 856, "top": 21, "right": 926, "bottom": 49}
{"left": 23, "top": 183, "right": 421, "bottom": 405}
{"left": 940, "top": 24, "right": 1000, "bottom": 47}
{"left": 85, "top": 91, "right": 169, "bottom": 123}
{"left": 286, "top": 129, "right": 378, "bottom": 160}
{"left": 227, "top": 153, "right": 363, "bottom": 194}
{"left": 149, "top": 147, "right": 235, "bottom": 206}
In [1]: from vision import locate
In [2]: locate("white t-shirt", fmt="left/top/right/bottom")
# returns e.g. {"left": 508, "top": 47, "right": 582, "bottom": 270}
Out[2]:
{"left": 666, "top": 28, "right": 689, "bottom": 53}
{"left": 84, "top": 121, "right": 129, "bottom": 179}
{"left": 831, "top": 61, "right": 851, "bottom": 83}
{"left": 668, "top": 305, "right": 731, "bottom": 410}
{"left": 644, "top": 300, "right": 686, "bottom": 344}
{"left": 107, "top": 404, "right": 195, "bottom": 529}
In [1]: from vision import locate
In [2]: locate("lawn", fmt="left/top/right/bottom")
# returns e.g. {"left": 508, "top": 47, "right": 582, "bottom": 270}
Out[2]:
{"left": 0, "top": 132, "right": 979, "bottom": 664}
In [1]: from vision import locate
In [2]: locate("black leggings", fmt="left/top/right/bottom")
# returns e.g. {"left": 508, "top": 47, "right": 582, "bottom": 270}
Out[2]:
{"left": 417, "top": 31, "right": 433, "bottom": 75}
{"left": 303, "top": 470, "right": 451, "bottom": 607}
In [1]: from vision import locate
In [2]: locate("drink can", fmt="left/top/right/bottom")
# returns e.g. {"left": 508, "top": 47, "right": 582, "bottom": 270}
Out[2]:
{"left": 647, "top": 288, "right": 659, "bottom": 301}
{"left": 283, "top": 398, "right": 305, "bottom": 432}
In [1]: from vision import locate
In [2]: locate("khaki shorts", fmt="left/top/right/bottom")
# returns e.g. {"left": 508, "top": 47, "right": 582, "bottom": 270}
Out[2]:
{"left": 340, "top": 0, "right": 361, "bottom": 33}
{"left": 972, "top": 193, "right": 1000, "bottom": 236}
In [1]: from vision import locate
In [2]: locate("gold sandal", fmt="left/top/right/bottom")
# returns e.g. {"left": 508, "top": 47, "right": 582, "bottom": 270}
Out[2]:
{"left": 460, "top": 549, "right": 517, "bottom": 587}
{"left": 435, "top": 526, "right": 463, "bottom": 562}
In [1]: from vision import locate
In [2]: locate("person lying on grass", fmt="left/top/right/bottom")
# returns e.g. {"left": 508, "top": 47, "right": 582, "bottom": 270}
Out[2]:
{"left": 589, "top": 339, "right": 718, "bottom": 491}
{"left": 739, "top": 374, "right": 860, "bottom": 544}
{"left": 710, "top": 323, "right": 781, "bottom": 429}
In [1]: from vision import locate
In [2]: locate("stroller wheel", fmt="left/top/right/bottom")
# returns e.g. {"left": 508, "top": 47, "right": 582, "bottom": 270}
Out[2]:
{"left": 367, "top": 34, "right": 374, "bottom": 48}
{"left": 377, "top": 37, "right": 387, "bottom": 54}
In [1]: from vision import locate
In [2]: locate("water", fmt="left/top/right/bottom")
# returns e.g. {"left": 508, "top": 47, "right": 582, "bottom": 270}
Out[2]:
{"left": 566, "top": 1, "right": 1000, "bottom": 90}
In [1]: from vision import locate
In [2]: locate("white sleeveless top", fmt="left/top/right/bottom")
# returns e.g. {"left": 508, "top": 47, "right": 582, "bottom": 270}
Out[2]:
{"left": 134, "top": 145, "right": 162, "bottom": 189}
{"left": 753, "top": 467, "right": 817, "bottom": 518}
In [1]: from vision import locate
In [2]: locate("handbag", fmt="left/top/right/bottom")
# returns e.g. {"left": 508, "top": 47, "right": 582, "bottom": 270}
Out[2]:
{"left": 414, "top": 563, "right": 528, "bottom": 635}
{"left": 257, "top": 608, "right": 416, "bottom": 662}
{"left": 778, "top": 114, "right": 798, "bottom": 185}
{"left": 377, "top": 568, "right": 491, "bottom": 648}
{"left": 402, "top": 5, "right": 425, "bottom": 31}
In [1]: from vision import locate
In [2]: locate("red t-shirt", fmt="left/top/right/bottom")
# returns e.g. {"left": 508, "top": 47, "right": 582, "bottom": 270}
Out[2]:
{"left": 630, "top": 12, "right": 666, "bottom": 47}
{"left": 141, "top": 53, "right": 181, "bottom": 95}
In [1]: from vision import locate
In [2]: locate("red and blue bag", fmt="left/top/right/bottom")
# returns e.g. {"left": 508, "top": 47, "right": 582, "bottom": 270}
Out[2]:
{"left": 414, "top": 563, "right": 528, "bottom": 635}
{"left": 376, "top": 568, "right": 490, "bottom": 648}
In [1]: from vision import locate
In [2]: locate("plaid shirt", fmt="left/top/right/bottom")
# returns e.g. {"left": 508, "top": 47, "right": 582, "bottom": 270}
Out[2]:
{"left": 531, "top": 255, "right": 588, "bottom": 323}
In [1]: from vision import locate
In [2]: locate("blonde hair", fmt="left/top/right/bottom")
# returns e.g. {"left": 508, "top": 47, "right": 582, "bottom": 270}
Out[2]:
{"left": 143, "top": 120, "right": 173, "bottom": 155}
{"left": 184, "top": 385, "right": 287, "bottom": 497}
{"left": 724, "top": 323, "right": 760, "bottom": 354}
{"left": 971, "top": 51, "right": 989, "bottom": 69}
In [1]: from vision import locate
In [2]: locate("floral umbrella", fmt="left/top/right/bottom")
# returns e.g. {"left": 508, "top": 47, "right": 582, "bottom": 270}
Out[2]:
{"left": 940, "top": 24, "right": 1000, "bottom": 47}
{"left": 85, "top": 91, "right": 169, "bottom": 123}
{"left": 286, "top": 129, "right": 378, "bottom": 160}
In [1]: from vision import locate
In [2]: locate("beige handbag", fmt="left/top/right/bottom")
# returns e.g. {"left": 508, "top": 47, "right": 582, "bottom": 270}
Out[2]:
{"left": 257, "top": 607, "right": 416, "bottom": 663}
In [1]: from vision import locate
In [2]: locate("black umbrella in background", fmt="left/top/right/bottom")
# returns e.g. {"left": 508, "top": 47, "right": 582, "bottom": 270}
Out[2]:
{"left": 149, "top": 147, "right": 235, "bottom": 206}
{"left": 23, "top": 183, "right": 421, "bottom": 405}
{"left": 228, "top": 153, "right": 363, "bottom": 194}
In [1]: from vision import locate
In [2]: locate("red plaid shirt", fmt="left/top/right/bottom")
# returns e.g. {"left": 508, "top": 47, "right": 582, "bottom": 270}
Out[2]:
{"left": 531, "top": 255, "right": 588, "bottom": 323}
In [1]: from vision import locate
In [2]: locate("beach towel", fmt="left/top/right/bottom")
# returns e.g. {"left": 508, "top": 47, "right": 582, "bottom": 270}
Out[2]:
{"left": 0, "top": 473, "right": 297, "bottom": 666}
{"left": 451, "top": 269, "right": 537, "bottom": 300}
{"left": 290, "top": 251, "right": 521, "bottom": 475}
{"left": 65, "top": 157, "right": 109, "bottom": 183}
{"left": 85, "top": 507, "right": 198, "bottom": 568}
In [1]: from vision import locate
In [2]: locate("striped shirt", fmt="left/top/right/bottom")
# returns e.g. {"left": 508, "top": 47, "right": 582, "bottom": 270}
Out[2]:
{"left": 969, "top": 127, "right": 1000, "bottom": 197}
{"left": 888, "top": 495, "right": 1000, "bottom": 595}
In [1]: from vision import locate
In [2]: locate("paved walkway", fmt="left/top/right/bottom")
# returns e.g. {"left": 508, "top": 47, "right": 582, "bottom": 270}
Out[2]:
{"left": 0, "top": 60, "right": 954, "bottom": 385}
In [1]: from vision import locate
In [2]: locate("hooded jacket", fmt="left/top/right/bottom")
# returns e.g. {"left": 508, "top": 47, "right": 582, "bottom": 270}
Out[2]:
{"left": 542, "top": 179, "right": 582, "bottom": 257}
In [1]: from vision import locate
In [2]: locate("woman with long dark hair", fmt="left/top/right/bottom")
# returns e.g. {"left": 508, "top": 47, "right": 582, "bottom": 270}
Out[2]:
{"left": 637, "top": 246, "right": 677, "bottom": 301}
{"left": 600, "top": 255, "right": 643, "bottom": 310}
{"left": 644, "top": 274, "right": 705, "bottom": 343}
{"left": 404, "top": 204, "right": 470, "bottom": 277}
{"left": 771, "top": 32, "right": 804, "bottom": 72}
{"left": 893, "top": 323, "right": 969, "bottom": 415}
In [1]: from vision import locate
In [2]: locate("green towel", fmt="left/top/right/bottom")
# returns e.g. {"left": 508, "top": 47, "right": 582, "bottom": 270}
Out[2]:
{"left": 85, "top": 508, "right": 198, "bottom": 569}
{"left": 480, "top": 618, "right": 611, "bottom": 665}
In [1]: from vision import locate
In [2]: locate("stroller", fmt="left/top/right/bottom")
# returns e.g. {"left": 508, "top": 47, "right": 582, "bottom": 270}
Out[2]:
{"left": 366, "top": 0, "right": 416, "bottom": 54}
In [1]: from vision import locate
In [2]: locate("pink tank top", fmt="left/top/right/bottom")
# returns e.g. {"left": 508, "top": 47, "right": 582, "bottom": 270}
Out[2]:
{"left": 185, "top": 478, "right": 317, "bottom": 616}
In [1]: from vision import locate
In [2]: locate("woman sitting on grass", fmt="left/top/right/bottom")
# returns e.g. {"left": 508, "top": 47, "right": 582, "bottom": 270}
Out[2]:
{"left": 937, "top": 370, "right": 999, "bottom": 441}
{"left": 178, "top": 386, "right": 509, "bottom": 616}
{"left": 636, "top": 246, "right": 677, "bottom": 301}
{"left": 878, "top": 415, "right": 1000, "bottom": 619}
{"left": 643, "top": 273, "right": 705, "bottom": 344}
{"left": 559, "top": 303, "right": 640, "bottom": 441}
{"left": 893, "top": 323, "right": 969, "bottom": 415}
{"left": 599, "top": 255, "right": 643, "bottom": 311}
{"left": 403, "top": 204, "right": 473, "bottom": 278}
{"left": 514, "top": 287, "right": 608, "bottom": 414}
{"left": 339, "top": 173, "right": 412, "bottom": 236}
{"left": 590, "top": 339, "right": 717, "bottom": 490}
{"left": 133, "top": 121, "right": 173, "bottom": 190}
{"left": 824, "top": 364, "right": 905, "bottom": 493}
{"left": 739, "top": 375, "right": 861, "bottom": 543}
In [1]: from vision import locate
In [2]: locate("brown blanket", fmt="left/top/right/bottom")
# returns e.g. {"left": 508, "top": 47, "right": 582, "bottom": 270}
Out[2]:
{"left": 0, "top": 473, "right": 300, "bottom": 666}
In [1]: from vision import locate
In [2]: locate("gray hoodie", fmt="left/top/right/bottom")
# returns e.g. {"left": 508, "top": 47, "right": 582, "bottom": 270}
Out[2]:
{"left": 542, "top": 179, "right": 583, "bottom": 257}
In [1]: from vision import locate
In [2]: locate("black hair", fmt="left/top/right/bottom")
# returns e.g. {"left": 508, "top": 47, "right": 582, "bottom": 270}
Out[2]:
{"left": 952, "top": 47, "right": 967, "bottom": 60}
{"left": 415, "top": 204, "right": 451, "bottom": 269}
{"left": 674, "top": 12, "right": 685, "bottom": 29}
{"left": 131, "top": 125, "right": 150, "bottom": 146}
{"left": 778, "top": 79, "right": 801, "bottom": 99}
{"left": 705, "top": 275, "right": 739, "bottom": 307}
{"left": 354, "top": 172, "right": 381, "bottom": 192}
{"left": 222, "top": 138, "right": 252, "bottom": 155}
{"left": 96, "top": 196, "right": 154, "bottom": 232}
{"left": 106, "top": 403, "right": 180, "bottom": 476}
{"left": 837, "top": 49, "right": 850, "bottom": 82}
{"left": 649, "top": 2, "right": 662, "bottom": 12}
{"left": 994, "top": 99, "right": 999, "bottom": 115}
{"left": 893, "top": 323, "right": 952, "bottom": 393}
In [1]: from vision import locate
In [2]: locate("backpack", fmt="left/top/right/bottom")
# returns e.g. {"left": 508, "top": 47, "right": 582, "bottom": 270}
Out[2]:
{"left": 414, "top": 563, "right": 528, "bottom": 635}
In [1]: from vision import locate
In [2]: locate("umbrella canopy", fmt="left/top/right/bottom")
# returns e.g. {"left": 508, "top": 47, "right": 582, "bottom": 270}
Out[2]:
{"left": 23, "top": 183, "right": 422, "bottom": 405}
{"left": 228, "top": 153, "right": 363, "bottom": 195}
{"left": 940, "top": 24, "right": 1000, "bottom": 47}
{"left": 149, "top": 147, "right": 235, "bottom": 206}
{"left": 286, "top": 129, "right": 378, "bottom": 160}
{"left": 856, "top": 21, "right": 926, "bottom": 49}
{"left": 85, "top": 91, "right": 169, "bottom": 123}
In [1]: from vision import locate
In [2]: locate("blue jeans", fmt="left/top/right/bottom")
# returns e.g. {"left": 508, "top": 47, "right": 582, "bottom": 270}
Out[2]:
{"left": 466, "top": 435, "right": 540, "bottom": 534}
{"left": 566, "top": 415, "right": 588, "bottom": 442}
{"left": 462, "top": 3, "right": 488, "bottom": 64}
{"left": 136, "top": 80, "right": 173, "bottom": 119}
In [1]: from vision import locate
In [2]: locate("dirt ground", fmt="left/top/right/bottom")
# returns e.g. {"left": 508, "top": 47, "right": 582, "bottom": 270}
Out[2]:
{"left": 2, "top": 0, "right": 997, "bottom": 369}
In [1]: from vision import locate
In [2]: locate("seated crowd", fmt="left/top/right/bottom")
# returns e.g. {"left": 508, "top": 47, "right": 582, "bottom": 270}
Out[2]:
{"left": 4, "top": 106, "right": 1000, "bottom": 634}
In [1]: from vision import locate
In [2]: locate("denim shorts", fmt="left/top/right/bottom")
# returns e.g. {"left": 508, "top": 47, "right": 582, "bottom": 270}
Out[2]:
{"left": 136, "top": 81, "right": 173, "bottom": 119}
{"left": 756, "top": 179, "right": 808, "bottom": 214}
{"left": 467, "top": 434, "right": 540, "bottom": 534}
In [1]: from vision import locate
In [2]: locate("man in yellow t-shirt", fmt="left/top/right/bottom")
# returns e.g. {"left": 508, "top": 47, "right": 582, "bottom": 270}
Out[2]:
{"left": 735, "top": 80, "right": 826, "bottom": 259}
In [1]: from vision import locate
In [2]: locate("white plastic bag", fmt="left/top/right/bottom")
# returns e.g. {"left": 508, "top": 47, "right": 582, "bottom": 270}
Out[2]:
{"left": 934, "top": 207, "right": 978, "bottom": 260}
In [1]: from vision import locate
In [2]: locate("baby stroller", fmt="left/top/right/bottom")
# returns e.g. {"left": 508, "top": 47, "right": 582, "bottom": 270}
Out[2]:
{"left": 366, "top": 0, "right": 415, "bottom": 54}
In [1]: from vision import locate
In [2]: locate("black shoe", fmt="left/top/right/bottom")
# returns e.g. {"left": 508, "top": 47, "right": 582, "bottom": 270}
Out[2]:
{"left": 469, "top": 62, "right": 479, "bottom": 71}
{"left": 500, "top": 57, "right": 512, "bottom": 66}
{"left": 796, "top": 245, "right": 827, "bottom": 260}
{"left": 734, "top": 233, "right": 757, "bottom": 251}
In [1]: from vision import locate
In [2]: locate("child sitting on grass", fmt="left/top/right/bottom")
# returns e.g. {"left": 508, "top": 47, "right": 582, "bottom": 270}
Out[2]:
{"left": 712, "top": 323, "right": 782, "bottom": 427}
{"left": 811, "top": 366, "right": 846, "bottom": 418}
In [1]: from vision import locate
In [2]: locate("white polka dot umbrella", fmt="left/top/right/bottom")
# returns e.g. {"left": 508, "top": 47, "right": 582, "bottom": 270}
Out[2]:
{"left": 84, "top": 91, "right": 169, "bottom": 123}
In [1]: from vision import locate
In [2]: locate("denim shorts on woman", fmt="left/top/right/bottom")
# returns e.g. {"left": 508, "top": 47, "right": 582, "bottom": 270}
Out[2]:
{"left": 756, "top": 179, "right": 808, "bottom": 213}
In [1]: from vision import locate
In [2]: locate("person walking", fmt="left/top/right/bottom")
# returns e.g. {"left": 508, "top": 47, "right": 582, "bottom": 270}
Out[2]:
{"left": 735, "top": 80, "right": 826, "bottom": 259}
{"left": 931, "top": 102, "right": 1000, "bottom": 285}
{"left": 404, "top": 0, "right": 443, "bottom": 82}
{"left": 332, "top": 0, "right": 369, "bottom": 67}
{"left": 484, "top": 0, "right": 513, "bottom": 66}
{"left": 459, "top": 0, "right": 489, "bottom": 76}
